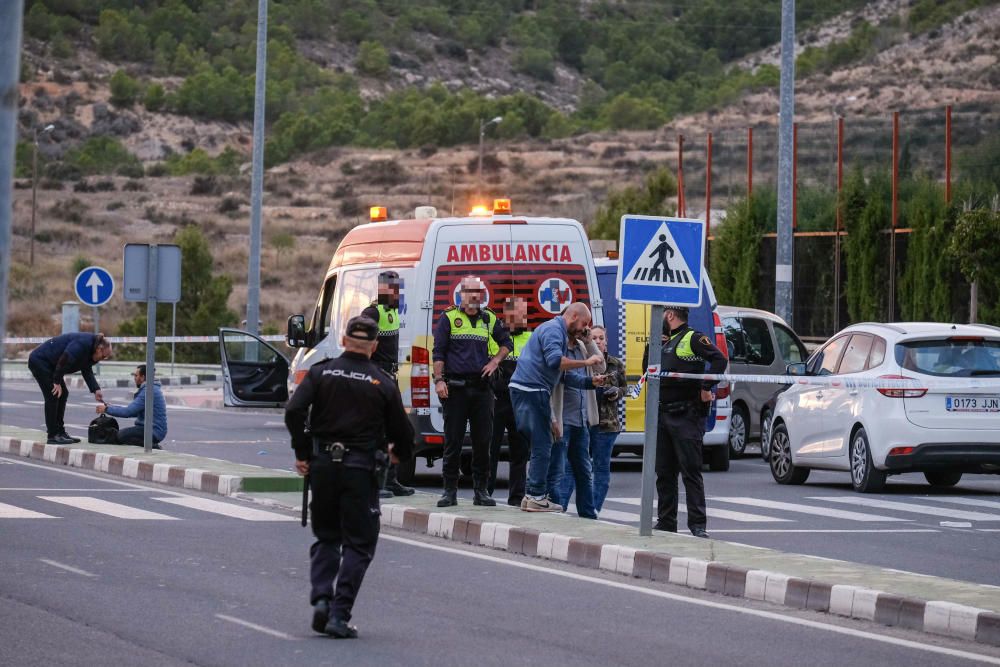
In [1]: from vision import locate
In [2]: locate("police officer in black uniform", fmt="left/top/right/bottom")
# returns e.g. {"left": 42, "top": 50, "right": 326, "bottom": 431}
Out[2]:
{"left": 285, "top": 315, "right": 414, "bottom": 639}
{"left": 644, "top": 306, "right": 726, "bottom": 538}
{"left": 486, "top": 296, "right": 532, "bottom": 506}
{"left": 361, "top": 270, "right": 416, "bottom": 499}
{"left": 432, "top": 275, "right": 512, "bottom": 508}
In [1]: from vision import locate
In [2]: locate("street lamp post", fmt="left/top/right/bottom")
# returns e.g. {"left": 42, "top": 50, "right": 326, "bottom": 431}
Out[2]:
{"left": 477, "top": 115, "right": 502, "bottom": 198}
{"left": 30, "top": 123, "right": 54, "bottom": 267}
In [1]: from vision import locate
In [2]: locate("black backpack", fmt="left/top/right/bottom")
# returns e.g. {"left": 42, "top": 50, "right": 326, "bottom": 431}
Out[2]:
{"left": 88, "top": 414, "right": 120, "bottom": 444}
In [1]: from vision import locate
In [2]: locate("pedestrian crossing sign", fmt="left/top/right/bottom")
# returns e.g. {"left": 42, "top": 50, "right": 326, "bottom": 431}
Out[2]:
{"left": 616, "top": 215, "right": 705, "bottom": 306}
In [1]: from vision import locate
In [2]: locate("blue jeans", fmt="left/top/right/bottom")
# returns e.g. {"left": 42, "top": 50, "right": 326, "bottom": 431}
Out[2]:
{"left": 554, "top": 424, "right": 597, "bottom": 519}
{"left": 589, "top": 428, "right": 618, "bottom": 513}
{"left": 510, "top": 388, "right": 554, "bottom": 499}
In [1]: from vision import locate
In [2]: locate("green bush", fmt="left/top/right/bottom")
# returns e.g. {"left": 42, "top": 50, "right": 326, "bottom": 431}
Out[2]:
{"left": 601, "top": 94, "right": 667, "bottom": 130}
{"left": 710, "top": 193, "right": 774, "bottom": 306}
{"left": 64, "top": 137, "right": 142, "bottom": 176}
{"left": 95, "top": 9, "right": 150, "bottom": 61}
{"left": 842, "top": 168, "right": 890, "bottom": 322}
{"left": 590, "top": 167, "right": 677, "bottom": 241}
{"left": 162, "top": 147, "right": 242, "bottom": 176}
{"left": 109, "top": 69, "right": 141, "bottom": 107}
{"left": 356, "top": 41, "right": 390, "bottom": 78}
{"left": 515, "top": 47, "right": 555, "bottom": 82}
{"left": 143, "top": 83, "right": 166, "bottom": 111}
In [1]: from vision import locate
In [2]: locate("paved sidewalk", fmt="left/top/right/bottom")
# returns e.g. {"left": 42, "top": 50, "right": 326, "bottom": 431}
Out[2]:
{"left": 2, "top": 421, "right": 998, "bottom": 648}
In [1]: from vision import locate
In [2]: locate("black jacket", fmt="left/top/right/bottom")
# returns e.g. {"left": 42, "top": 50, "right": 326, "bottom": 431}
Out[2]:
{"left": 642, "top": 324, "right": 727, "bottom": 403}
{"left": 28, "top": 333, "right": 102, "bottom": 393}
{"left": 284, "top": 352, "right": 414, "bottom": 462}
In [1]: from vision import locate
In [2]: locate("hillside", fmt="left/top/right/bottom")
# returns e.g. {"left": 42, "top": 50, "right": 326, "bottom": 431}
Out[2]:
{"left": 7, "top": 0, "right": 1000, "bottom": 344}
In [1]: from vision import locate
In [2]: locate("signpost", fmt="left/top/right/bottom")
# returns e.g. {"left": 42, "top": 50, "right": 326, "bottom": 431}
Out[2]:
{"left": 616, "top": 215, "right": 706, "bottom": 536}
{"left": 124, "top": 244, "right": 181, "bottom": 453}
{"left": 74, "top": 266, "right": 114, "bottom": 335}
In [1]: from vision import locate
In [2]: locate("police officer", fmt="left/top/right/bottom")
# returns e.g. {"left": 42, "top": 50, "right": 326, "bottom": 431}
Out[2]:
{"left": 486, "top": 296, "right": 532, "bottom": 506}
{"left": 361, "top": 270, "right": 416, "bottom": 498}
{"left": 285, "top": 316, "right": 414, "bottom": 639}
{"left": 432, "top": 275, "right": 512, "bottom": 507}
{"left": 644, "top": 306, "right": 726, "bottom": 538}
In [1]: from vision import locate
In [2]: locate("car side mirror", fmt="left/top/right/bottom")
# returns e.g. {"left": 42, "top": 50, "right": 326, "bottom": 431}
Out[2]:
{"left": 786, "top": 362, "right": 807, "bottom": 376}
{"left": 286, "top": 314, "right": 307, "bottom": 348}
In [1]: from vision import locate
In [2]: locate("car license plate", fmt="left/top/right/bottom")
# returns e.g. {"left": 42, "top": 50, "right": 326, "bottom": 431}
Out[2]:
{"left": 946, "top": 396, "right": 1000, "bottom": 412}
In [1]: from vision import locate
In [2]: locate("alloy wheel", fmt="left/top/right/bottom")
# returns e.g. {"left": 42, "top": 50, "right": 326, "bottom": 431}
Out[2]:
{"left": 729, "top": 410, "right": 747, "bottom": 455}
{"left": 772, "top": 429, "right": 791, "bottom": 479}
{"left": 851, "top": 432, "right": 868, "bottom": 487}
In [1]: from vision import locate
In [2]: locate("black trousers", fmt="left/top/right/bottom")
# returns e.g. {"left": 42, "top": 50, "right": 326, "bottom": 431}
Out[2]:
{"left": 28, "top": 360, "right": 67, "bottom": 438}
{"left": 441, "top": 384, "right": 493, "bottom": 488}
{"left": 487, "top": 390, "right": 528, "bottom": 502}
{"left": 655, "top": 411, "right": 707, "bottom": 532}
{"left": 308, "top": 456, "right": 380, "bottom": 622}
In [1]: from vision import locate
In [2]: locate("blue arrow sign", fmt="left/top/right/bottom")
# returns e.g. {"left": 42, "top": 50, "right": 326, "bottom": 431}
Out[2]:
{"left": 616, "top": 215, "right": 705, "bottom": 306}
{"left": 74, "top": 266, "right": 115, "bottom": 307}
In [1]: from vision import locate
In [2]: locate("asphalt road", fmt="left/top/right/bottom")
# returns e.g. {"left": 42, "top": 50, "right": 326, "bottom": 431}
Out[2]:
{"left": 2, "top": 457, "right": 999, "bottom": 667}
{"left": 2, "top": 380, "right": 999, "bottom": 586}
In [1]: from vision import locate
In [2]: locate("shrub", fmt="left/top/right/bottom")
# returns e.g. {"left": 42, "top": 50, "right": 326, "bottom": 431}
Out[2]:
{"left": 71, "top": 256, "right": 92, "bottom": 276}
{"left": 144, "top": 83, "right": 166, "bottom": 112}
{"left": 190, "top": 175, "right": 220, "bottom": 196}
{"left": 49, "top": 198, "right": 89, "bottom": 223}
{"left": 356, "top": 41, "right": 390, "bottom": 78}
{"left": 359, "top": 160, "right": 407, "bottom": 186}
{"left": 107, "top": 201, "right": 125, "bottom": 211}
{"left": 122, "top": 179, "right": 146, "bottom": 192}
{"left": 64, "top": 137, "right": 142, "bottom": 176}
{"left": 218, "top": 196, "right": 242, "bottom": 213}
{"left": 110, "top": 70, "right": 141, "bottom": 107}
{"left": 515, "top": 47, "right": 555, "bottom": 82}
{"left": 94, "top": 180, "right": 116, "bottom": 192}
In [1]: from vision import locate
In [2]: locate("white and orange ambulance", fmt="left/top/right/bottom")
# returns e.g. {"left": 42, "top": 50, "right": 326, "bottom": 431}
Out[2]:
{"left": 220, "top": 201, "right": 605, "bottom": 482}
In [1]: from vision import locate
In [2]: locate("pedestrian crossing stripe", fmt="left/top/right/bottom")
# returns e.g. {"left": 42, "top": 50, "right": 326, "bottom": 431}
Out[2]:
{"left": 622, "top": 221, "right": 697, "bottom": 287}
{"left": 0, "top": 495, "right": 294, "bottom": 521}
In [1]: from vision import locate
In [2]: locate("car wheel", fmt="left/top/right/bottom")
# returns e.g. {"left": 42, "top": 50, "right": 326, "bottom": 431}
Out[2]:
{"left": 707, "top": 444, "right": 730, "bottom": 472}
{"left": 924, "top": 471, "right": 962, "bottom": 488}
{"left": 760, "top": 408, "right": 773, "bottom": 462}
{"left": 728, "top": 404, "right": 749, "bottom": 458}
{"left": 769, "top": 423, "right": 809, "bottom": 484}
{"left": 850, "top": 427, "right": 886, "bottom": 493}
{"left": 396, "top": 454, "right": 417, "bottom": 485}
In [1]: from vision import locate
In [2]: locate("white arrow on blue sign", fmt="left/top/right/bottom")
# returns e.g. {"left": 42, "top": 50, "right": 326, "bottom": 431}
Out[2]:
{"left": 74, "top": 266, "right": 115, "bottom": 307}
{"left": 616, "top": 215, "right": 705, "bottom": 307}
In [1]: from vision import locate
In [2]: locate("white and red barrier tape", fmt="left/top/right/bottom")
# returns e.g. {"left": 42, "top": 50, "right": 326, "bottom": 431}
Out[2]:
{"left": 626, "top": 369, "right": 999, "bottom": 399}
{"left": 3, "top": 335, "right": 286, "bottom": 345}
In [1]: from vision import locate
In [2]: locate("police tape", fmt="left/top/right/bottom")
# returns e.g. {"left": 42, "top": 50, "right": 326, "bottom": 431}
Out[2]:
{"left": 3, "top": 335, "right": 286, "bottom": 345}
{"left": 625, "top": 370, "right": 999, "bottom": 399}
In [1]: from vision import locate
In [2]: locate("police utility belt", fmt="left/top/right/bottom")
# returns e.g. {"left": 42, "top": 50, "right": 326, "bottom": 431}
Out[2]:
{"left": 312, "top": 438, "right": 385, "bottom": 464}
{"left": 445, "top": 373, "right": 489, "bottom": 389}
{"left": 376, "top": 361, "right": 399, "bottom": 376}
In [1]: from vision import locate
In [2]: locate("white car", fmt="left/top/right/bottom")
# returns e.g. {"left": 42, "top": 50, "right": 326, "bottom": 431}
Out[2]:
{"left": 768, "top": 322, "right": 1000, "bottom": 492}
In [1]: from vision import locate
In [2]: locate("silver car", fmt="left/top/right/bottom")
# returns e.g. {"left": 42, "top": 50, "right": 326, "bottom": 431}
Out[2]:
{"left": 719, "top": 306, "right": 807, "bottom": 459}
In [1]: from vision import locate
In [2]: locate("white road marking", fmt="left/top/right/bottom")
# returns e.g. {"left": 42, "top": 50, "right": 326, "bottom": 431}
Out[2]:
{"left": 214, "top": 614, "right": 297, "bottom": 640}
{"left": 609, "top": 497, "right": 792, "bottom": 522}
{"left": 382, "top": 534, "right": 1000, "bottom": 665}
{"left": 154, "top": 496, "right": 295, "bottom": 521}
{"left": 712, "top": 497, "right": 910, "bottom": 522}
{"left": 928, "top": 497, "right": 1000, "bottom": 511}
{"left": 0, "top": 488, "right": 147, "bottom": 492}
{"left": 595, "top": 508, "right": 642, "bottom": 522}
{"left": 1, "top": 457, "right": 185, "bottom": 495}
{"left": 816, "top": 496, "right": 1000, "bottom": 522}
{"left": 39, "top": 558, "right": 97, "bottom": 577}
{"left": 39, "top": 496, "right": 178, "bottom": 520}
{"left": 708, "top": 529, "right": 940, "bottom": 534}
{"left": 0, "top": 501, "right": 57, "bottom": 519}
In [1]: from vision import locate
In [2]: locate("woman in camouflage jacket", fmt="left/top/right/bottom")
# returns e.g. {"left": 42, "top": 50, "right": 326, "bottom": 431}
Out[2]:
{"left": 589, "top": 326, "right": 627, "bottom": 513}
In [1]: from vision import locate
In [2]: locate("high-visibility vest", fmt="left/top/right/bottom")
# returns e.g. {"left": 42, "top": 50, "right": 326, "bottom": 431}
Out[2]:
{"left": 489, "top": 329, "right": 530, "bottom": 357}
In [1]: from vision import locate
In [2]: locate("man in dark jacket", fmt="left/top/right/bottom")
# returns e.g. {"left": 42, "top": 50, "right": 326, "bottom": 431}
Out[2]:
{"left": 285, "top": 316, "right": 414, "bottom": 639}
{"left": 28, "top": 333, "right": 112, "bottom": 444}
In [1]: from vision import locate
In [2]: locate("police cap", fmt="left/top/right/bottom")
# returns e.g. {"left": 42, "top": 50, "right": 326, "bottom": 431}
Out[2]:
{"left": 378, "top": 270, "right": 400, "bottom": 285}
{"left": 345, "top": 315, "right": 379, "bottom": 341}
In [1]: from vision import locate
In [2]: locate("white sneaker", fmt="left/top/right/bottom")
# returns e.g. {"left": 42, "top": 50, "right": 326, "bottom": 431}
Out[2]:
{"left": 520, "top": 495, "right": 562, "bottom": 512}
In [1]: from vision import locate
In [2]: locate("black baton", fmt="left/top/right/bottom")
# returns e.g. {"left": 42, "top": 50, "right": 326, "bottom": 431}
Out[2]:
{"left": 301, "top": 472, "right": 309, "bottom": 527}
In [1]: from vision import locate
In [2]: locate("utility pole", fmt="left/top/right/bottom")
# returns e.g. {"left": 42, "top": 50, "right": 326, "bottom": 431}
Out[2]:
{"left": 1, "top": 1, "right": 25, "bottom": 411}
{"left": 775, "top": 0, "right": 796, "bottom": 327}
{"left": 30, "top": 124, "right": 54, "bottom": 266}
{"left": 245, "top": 0, "right": 268, "bottom": 338}
{"left": 477, "top": 116, "right": 502, "bottom": 200}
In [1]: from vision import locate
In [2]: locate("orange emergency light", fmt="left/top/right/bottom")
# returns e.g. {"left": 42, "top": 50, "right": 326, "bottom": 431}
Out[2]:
{"left": 493, "top": 198, "right": 511, "bottom": 215}
{"left": 370, "top": 206, "right": 388, "bottom": 222}
{"left": 469, "top": 204, "right": 491, "bottom": 217}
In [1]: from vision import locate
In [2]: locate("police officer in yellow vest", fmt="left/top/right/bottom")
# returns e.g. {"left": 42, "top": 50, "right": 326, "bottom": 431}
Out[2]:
{"left": 432, "top": 276, "right": 512, "bottom": 507}
{"left": 361, "top": 271, "right": 415, "bottom": 498}
{"left": 644, "top": 306, "right": 726, "bottom": 538}
{"left": 486, "top": 296, "right": 532, "bottom": 506}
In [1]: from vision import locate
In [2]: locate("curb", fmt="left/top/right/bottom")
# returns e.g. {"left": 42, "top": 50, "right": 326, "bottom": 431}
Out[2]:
{"left": 380, "top": 503, "right": 1000, "bottom": 648}
{"left": 3, "top": 373, "right": 205, "bottom": 388}
{"left": 0, "top": 436, "right": 302, "bottom": 496}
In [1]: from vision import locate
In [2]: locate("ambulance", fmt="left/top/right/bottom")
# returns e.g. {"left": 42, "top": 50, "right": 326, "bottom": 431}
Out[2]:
{"left": 594, "top": 256, "right": 733, "bottom": 471}
{"left": 219, "top": 201, "right": 604, "bottom": 483}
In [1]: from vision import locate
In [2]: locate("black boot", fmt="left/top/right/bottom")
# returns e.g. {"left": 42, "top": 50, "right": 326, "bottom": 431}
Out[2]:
{"left": 311, "top": 599, "right": 330, "bottom": 634}
{"left": 437, "top": 487, "right": 458, "bottom": 507}
{"left": 324, "top": 617, "right": 358, "bottom": 639}
{"left": 473, "top": 485, "right": 496, "bottom": 507}
{"left": 385, "top": 464, "right": 415, "bottom": 496}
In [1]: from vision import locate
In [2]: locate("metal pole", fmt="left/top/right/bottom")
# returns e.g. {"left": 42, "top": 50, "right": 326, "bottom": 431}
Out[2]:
{"left": 945, "top": 105, "right": 952, "bottom": 205}
{"left": 747, "top": 127, "right": 753, "bottom": 199}
{"left": 889, "top": 111, "right": 899, "bottom": 321}
{"left": 143, "top": 246, "right": 158, "bottom": 454}
{"left": 245, "top": 0, "right": 268, "bottom": 339}
{"left": 93, "top": 306, "right": 100, "bottom": 376}
{"left": 775, "top": 0, "right": 796, "bottom": 327}
{"left": 792, "top": 122, "right": 798, "bottom": 230}
{"left": 30, "top": 129, "right": 37, "bottom": 266}
{"left": 677, "top": 134, "right": 685, "bottom": 217}
{"left": 0, "top": 1, "right": 25, "bottom": 413}
{"left": 639, "top": 305, "right": 663, "bottom": 537}
{"left": 705, "top": 132, "right": 713, "bottom": 267}
{"left": 171, "top": 301, "right": 176, "bottom": 376}
{"left": 834, "top": 116, "right": 844, "bottom": 331}
{"left": 477, "top": 118, "right": 485, "bottom": 199}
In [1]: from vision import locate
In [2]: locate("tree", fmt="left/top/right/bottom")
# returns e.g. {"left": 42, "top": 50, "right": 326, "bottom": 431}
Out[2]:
{"left": 270, "top": 231, "right": 295, "bottom": 266}
{"left": 144, "top": 83, "right": 166, "bottom": 111}
{"left": 949, "top": 202, "right": 1000, "bottom": 323}
{"left": 356, "top": 41, "right": 390, "bottom": 78}
{"left": 590, "top": 167, "right": 677, "bottom": 241}
{"left": 515, "top": 47, "right": 556, "bottom": 82}
{"left": 109, "top": 69, "right": 141, "bottom": 107}
{"left": 710, "top": 195, "right": 769, "bottom": 307}
{"left": 842, "top": 169, "right": 890, "bottom": 323}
